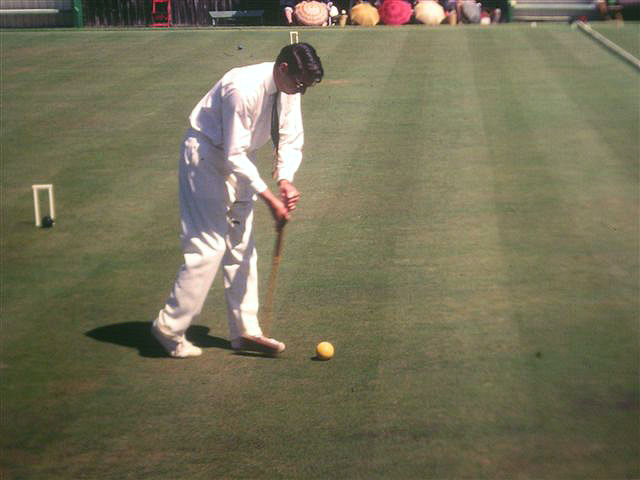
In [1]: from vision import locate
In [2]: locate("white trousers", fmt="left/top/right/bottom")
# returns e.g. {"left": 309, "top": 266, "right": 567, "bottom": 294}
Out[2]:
{"left": 155, "top": 129, "right": 263, "bottom": 342}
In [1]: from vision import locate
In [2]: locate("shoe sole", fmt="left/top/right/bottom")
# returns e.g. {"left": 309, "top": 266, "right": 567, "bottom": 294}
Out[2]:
{"left": 231, "top": 335, "right": 285, "bottom": 355}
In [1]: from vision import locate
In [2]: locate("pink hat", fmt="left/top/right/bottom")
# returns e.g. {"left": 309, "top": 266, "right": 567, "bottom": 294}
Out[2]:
{"left": 379, "top": 0, "right": 413, "bottom": 25}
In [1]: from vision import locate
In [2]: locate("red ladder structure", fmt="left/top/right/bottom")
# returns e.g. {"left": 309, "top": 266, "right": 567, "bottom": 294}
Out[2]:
{"left": 151, "top": 0, "right": 171, "bottom": 27}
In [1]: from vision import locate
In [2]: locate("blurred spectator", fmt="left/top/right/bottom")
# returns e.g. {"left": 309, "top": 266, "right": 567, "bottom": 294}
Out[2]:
{"left": 294, "top": 0, "right": 333, "bottom": 25}
{"left": 457, "top": 0, "right": 501, "bottom": 22}
{"left": 378, "top": 0, "right": 413, "bottom": 24}
{"left": 328, "top": 4, "right": 340, "bottom": 23}
{"left": 415, "top": 0, "right": 447, "bottom": 25}
{"left": 457, "top": 0, "right": 481, "bottom": 22}
{"left": 283, "top": 0, "right": 335, "bottom": 25}
{"left": 350, "top": 0, "right": 381, "bottom": 25}
{"left": 438, "top": 0, "right": 459, "bottom": 23}
{"left": 281, "top": 0, "right": 297, "bottom": 24}
{"left": 597, "top": 0, "right": 624, "bottom": 19}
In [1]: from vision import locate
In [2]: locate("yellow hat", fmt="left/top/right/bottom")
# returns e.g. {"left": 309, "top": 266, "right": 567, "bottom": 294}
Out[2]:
{"left": 350, "top": 2, "right": 380, "bottom": 26}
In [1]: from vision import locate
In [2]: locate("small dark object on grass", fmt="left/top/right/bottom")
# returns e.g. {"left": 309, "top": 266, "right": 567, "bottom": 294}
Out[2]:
{"left": 237, "top": 44, "right": 244, "bottom": 50}
{"left": 41, "top": 216, "right": 55, "bottom": 228}
{"left": 535, "top": 351, "right": 542, "bottom": 358}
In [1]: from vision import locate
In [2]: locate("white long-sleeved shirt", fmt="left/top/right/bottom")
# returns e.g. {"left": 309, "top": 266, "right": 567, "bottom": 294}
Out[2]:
{"left": 189, "top": 62, "right": 304, "bottom": 194}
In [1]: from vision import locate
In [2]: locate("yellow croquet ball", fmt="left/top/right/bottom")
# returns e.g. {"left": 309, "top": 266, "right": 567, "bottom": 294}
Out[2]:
{"left": 316, "top": 341, "right": 334, "bottom": 360}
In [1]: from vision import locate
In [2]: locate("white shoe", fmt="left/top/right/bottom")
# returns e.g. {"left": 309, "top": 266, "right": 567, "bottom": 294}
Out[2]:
{"left": 172, "top": 340, "right": 203, "bottom": 358}
{"left": 231, "top": 334, "right": 285, "bottom": 355}
{"left": 151, "top": 322, "right": 202, "bottom": 358}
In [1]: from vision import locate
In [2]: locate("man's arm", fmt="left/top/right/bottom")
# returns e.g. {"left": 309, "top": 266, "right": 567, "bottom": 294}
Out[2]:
{"left": 273, "top": 94, "right": 304, "bottom": 186}
{"left": 222, "top": 88, "right": 269, "bottom": 194}
{"left": 272, "top": 94, "right": 304, "bottom": 217}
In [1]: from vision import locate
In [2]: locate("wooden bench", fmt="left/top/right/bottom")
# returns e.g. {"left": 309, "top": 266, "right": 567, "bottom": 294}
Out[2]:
{"left": 0, "top": 8, "right": 61, "bottom": 14}
{"left": 0, "top": 0, "right": 83, "bottom": 27}
{"left": 208, "top": 9, "right": 265, "bottom": 25}
{"left": 509, "top": 0, "right": 597, "bottom": 20}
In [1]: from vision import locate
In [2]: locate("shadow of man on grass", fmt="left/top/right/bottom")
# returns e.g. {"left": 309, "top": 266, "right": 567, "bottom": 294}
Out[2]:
{"left": 85, "top": 321, "right": 232, "bottom": 358}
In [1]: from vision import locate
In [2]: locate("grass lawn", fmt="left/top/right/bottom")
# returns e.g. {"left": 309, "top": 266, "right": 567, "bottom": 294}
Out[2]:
{"left": 1, "top": 24, "right": 638, "bottom": 479}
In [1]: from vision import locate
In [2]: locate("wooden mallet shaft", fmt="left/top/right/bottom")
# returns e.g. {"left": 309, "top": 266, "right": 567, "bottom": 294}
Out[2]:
{"left": 262, "top": 219, "right": 287, "bottom": 334}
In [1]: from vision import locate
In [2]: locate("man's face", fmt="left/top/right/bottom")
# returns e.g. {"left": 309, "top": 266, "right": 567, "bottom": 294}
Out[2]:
{"left": 278, "top": 63, "right": 316, "bottom": 95}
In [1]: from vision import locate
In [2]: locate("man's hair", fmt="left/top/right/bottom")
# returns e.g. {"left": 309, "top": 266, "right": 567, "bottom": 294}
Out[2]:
{"left": 276, "top": 43, "right": 324, "bottom": 84}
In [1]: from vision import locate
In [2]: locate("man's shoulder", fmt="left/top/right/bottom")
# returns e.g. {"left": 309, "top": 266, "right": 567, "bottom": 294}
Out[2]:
{"left": 224, "top": 62, "right": 274, "bottom": 83}
{"left": 220, "top": 62, "right": 275, "bottom": 103}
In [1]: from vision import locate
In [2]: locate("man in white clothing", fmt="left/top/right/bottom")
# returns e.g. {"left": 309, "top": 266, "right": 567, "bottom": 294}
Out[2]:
{"left": 152, "top": 43, "right": 324, "bottom": 357}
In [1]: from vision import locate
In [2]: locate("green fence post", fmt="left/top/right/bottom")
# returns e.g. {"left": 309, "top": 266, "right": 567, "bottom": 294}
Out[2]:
{"left": 73, "top": 0, "right": 84, "bottom": 27}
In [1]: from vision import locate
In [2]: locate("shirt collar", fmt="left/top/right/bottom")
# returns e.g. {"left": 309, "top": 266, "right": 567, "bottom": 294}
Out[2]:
{"left": 266, "top": 62, "right": 278, "bottom": 96}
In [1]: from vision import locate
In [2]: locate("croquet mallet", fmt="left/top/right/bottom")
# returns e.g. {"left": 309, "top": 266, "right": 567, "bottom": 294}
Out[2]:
{"left": 262, "top": 219, "right": 287, "bottom": 335}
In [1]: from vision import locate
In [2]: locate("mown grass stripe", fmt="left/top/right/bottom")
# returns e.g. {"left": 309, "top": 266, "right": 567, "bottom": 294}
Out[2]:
{"left": 469, "top": 26, "right": 639, "bottom": 477}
